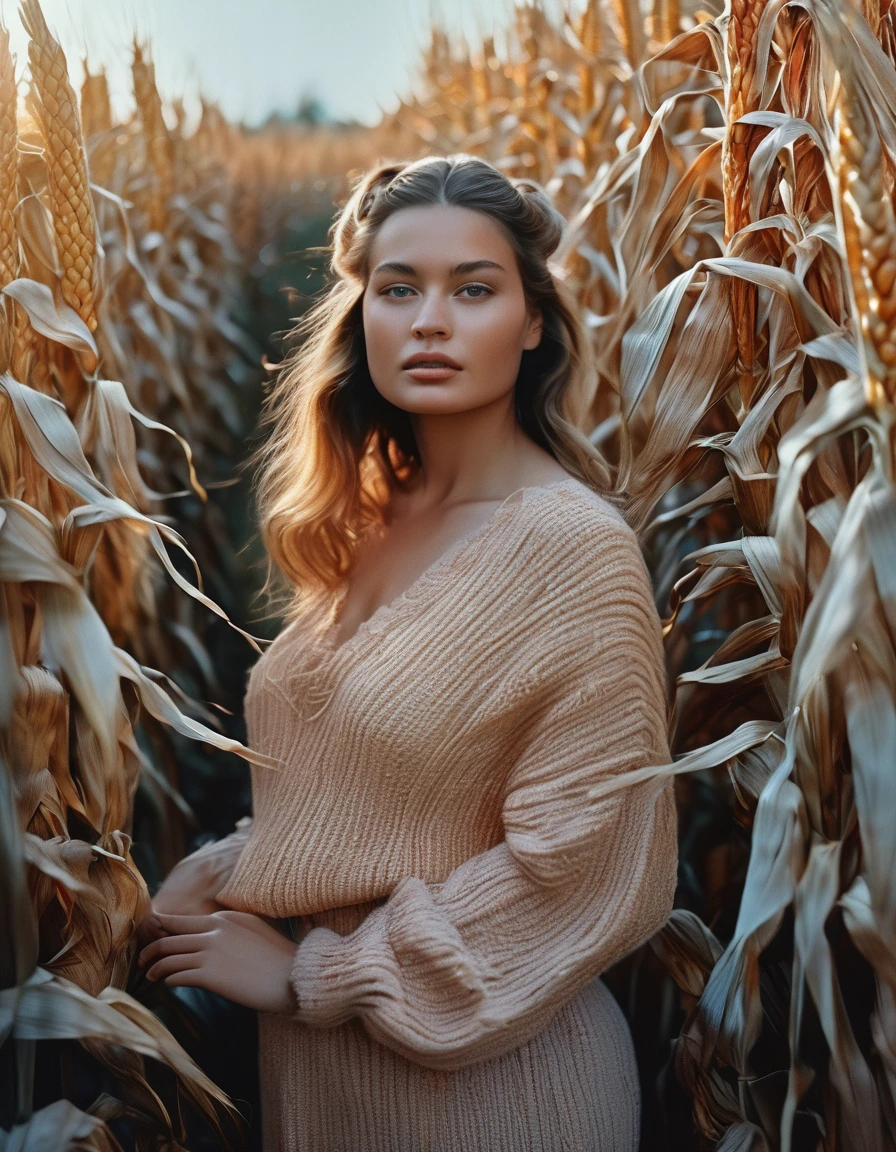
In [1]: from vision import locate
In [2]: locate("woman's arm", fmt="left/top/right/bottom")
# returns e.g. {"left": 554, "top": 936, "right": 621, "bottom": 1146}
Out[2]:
{"left": 176, "top": 814, "right": 255, "bottom": 898}
{"left": 160, "top": 814, "right": 254, "bottom": 909}
{"left": 290, "top": 728, "right": 675, "bottom": 1070}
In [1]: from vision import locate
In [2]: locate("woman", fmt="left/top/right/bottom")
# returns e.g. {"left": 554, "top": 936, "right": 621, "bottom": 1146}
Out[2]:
{"left": 137, "top": 154, "right": 678, "bottom": 1151}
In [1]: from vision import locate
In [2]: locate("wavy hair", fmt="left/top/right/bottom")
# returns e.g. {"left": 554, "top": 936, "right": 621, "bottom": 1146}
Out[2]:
{"left": 249, "top": 152, "right": 620, "bottom": 622}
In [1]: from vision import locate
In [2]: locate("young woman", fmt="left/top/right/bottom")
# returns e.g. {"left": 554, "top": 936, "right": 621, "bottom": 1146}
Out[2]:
{"left": 136, "top": 154, "right": 678, "bottom": 1151}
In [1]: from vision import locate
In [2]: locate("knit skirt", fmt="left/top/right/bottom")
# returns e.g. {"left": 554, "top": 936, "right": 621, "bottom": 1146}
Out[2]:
{"left": 256, "top": 973, "right": 640, "bottom": 1151}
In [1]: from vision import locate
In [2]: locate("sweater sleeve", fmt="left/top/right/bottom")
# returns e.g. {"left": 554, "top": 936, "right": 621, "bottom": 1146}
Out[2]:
{"left": 286, "top": 511, "right": 678, "bottom": 1071}
{"left": 182, "top": 815, "right": 254, "bottom": 899}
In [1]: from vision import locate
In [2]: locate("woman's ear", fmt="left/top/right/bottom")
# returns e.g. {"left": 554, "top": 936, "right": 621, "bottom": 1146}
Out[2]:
{"left": 523, "top": 306, "right": 543, "bottom": 350}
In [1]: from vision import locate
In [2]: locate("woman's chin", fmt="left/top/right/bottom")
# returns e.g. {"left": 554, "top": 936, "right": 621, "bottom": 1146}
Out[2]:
{"left": 380, "top": 382, "right": 505, "bottom": 417}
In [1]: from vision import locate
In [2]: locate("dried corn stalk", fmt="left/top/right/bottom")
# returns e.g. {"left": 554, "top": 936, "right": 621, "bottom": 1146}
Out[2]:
{"left": 0, "top": 2, "right": 275, "bottom": 1147}
{"left": 375, "top": 0, "right": 896, "bottom": 1147}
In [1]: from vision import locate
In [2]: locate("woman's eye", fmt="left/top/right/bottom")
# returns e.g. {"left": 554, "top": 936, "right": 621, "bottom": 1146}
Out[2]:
{"left": 381, "top": 284, "right": 492, "bottom": 299}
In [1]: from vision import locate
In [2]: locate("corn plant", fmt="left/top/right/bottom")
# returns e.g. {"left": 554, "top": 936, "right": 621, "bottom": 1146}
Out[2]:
{"left": 381, "top": 1, "right": 896, "bottom": 1148}
{"left": 0, "top": 3, "right": 276, "bottom": 1147}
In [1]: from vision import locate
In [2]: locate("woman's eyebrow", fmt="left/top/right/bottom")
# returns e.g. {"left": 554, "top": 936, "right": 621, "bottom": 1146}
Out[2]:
{"left": 372, "top": 259, "right": 507, "bottom": 276}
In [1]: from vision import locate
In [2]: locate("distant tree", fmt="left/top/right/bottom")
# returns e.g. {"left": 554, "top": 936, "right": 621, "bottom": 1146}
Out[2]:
{"left": 260, "top": 90, "right": 329, "bottom": 128}
{"left": 295, "top": 92, "right": 325, "bottom": 124}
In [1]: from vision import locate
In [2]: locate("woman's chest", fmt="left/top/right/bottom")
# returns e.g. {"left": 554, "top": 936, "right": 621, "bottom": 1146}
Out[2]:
{"left": 243, "top": 592, "right": 550, "bottom": 805}
{"left": 329, "top": 498, "right": 510, "bottom": 651}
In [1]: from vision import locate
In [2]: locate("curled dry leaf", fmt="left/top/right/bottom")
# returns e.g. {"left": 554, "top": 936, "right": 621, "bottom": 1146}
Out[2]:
{"left": 0, "top": 1098, "right": 122, "bottom": 1151}
{"left": 2, "top": 278, "right": 98, "bottom": 361}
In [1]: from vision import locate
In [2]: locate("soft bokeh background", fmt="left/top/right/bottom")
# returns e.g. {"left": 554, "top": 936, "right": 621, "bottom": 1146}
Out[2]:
{"left": 6, "top": 0, "right": 520, "bottom": 125}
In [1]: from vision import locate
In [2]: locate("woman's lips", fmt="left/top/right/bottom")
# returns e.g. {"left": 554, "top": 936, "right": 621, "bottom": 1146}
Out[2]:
{"left": 403, "top": 366, "right": 462, "bottom": 381}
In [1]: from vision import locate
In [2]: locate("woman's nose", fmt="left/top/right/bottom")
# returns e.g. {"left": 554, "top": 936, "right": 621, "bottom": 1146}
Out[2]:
{"left": 411, "top": 294, "right": 452, "bottom": 338}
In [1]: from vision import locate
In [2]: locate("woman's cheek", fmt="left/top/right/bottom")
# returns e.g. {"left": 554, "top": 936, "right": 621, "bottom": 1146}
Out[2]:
{"left": 467, "top": 311, "right": 518, "bottom": 368}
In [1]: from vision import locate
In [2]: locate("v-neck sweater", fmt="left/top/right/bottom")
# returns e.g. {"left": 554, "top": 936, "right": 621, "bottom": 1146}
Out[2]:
{"left": 214, "top": 477, "right": 678, "bottom": 1148}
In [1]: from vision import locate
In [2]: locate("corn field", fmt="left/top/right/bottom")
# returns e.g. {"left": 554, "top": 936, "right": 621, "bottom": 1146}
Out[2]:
{"left": 2, "top": 0, "right": 896, "bottom": 1148}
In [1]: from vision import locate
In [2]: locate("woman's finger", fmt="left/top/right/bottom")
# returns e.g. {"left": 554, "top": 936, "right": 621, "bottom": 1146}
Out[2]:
{"left": 145, "top": 954, "right": 204, "bottom": 983}
{"left": 153, "top": 912, "right": 219, "bottom": 933}
{"left": 162, "top": 967, "right": 209, "bottom": 989}
{"left": 138, "top": 931, "right": 209, "bottom": 968}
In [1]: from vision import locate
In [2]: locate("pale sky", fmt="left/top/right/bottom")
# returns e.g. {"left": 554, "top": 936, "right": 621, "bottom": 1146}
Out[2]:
{"left": 4, "top": 0, "right": 533, "bottom": 128}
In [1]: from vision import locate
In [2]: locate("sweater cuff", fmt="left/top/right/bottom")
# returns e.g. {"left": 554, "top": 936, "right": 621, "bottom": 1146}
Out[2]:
{"left": 288, "top": 924, "right": 387, "bottom": 1028}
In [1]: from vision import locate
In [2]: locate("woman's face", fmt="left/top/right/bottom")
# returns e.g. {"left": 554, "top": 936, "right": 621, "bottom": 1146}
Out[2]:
{"left": 361, "top": 203, "right": 542, "bottom": 416}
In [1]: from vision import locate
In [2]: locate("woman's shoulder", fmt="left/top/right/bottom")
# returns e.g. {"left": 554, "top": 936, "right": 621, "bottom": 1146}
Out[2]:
{"left": 494, "top": 478, "right": 662, "bottom": 677}
{"left": 507, "top": 478, "right": 660, "bottom": 623}
{"left": 512, "top": 477, "right": 642, "bottom": 571}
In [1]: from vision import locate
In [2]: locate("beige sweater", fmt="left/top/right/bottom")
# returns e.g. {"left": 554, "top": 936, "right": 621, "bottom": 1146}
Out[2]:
{"left": 216, "top": 477, "right": 678, "bottom": 1086}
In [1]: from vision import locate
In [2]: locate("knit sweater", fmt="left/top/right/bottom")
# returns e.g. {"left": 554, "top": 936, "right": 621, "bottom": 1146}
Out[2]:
{"left": 215, "top": 477, "right": 678, "bottom": 1093}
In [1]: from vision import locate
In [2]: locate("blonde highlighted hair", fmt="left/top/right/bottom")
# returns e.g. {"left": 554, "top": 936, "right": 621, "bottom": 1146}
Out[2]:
{"left": 248, "top": 153, "right": 620, "bottom": 621}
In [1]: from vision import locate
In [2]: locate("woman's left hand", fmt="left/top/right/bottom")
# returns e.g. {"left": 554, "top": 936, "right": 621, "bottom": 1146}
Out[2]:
{"left": 136, "top": 910, "right": 299, "bottom": 1015}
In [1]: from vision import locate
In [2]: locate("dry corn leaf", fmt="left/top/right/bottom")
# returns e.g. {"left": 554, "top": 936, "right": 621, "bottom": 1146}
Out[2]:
{"left": 2, "top": 278, "right": 98, "bottom": 360}
{"left": 0, "top": 1098, "right": 122, "bottom": 1151}
{"left": 0, "top": 966, "right": 237, "bottom": 1128}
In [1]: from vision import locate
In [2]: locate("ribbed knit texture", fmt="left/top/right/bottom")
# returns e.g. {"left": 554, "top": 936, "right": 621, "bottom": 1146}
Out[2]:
{"left": 215, "top": 477, "right": 678, "bottom": 1150}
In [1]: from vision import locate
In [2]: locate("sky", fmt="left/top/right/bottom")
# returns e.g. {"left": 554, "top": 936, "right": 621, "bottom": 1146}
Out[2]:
{"left": 4, "top": 0, "right": 531, "bottom": 128}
